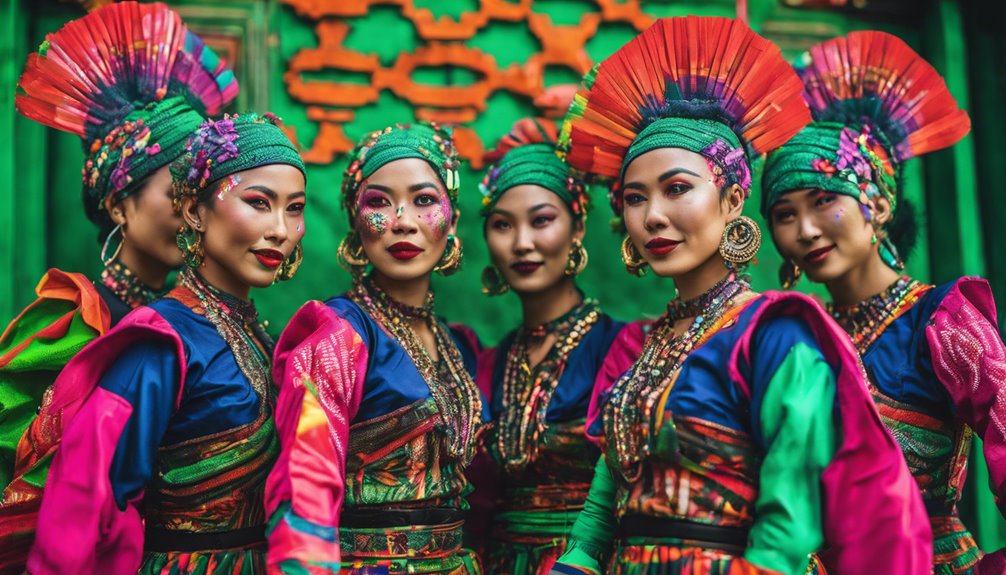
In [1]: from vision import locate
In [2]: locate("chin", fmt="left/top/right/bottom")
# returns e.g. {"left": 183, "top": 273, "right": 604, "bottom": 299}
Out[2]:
{"left": 371, "top": 258, "right": 437, "bottom": 282}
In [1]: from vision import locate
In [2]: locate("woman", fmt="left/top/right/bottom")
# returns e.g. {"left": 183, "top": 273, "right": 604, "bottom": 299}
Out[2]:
{"left": 476, "top": 117, "right": 644, "bottom": 575}
{"left": 0, "top": 3, "right": 236, "bottom": 572}
{"left": 265, "top": 122, "right": 485, "bottom": 574}
{"left": 548, "top": 17, "right": 931, "bottom": 575}
{"left": 762, "top": 31, "right": 1006, "bottom": 574}
{"left": 27, "top": 113, "right": 307, "bottom": 575}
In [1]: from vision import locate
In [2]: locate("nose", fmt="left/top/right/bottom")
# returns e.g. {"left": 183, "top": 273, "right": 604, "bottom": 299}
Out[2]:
{"left": 642, "top": 196, "right": 670, "bottom": 232}
{"left": 512, "top": 223, "right": 534, "bottom": 255}
{"left": 266, "top": 211, "right": 290, "bottom": 245}
{"left": 796, "top": 213, "right": 822, "bottom": 242}
{"left": 391, "top": 203, "right": 418, "bottom": 235}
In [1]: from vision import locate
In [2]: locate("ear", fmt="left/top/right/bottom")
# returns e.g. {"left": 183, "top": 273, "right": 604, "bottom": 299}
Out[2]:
{"left": 180, "top": 196, "right": 207, "bottom": 232}
{"left": 872, "top": 195, "right": 894, "bottom": 227}
{"left": 572, "top": 219, "right": 586, "bottom": 242}
{"left": 724, "top": 184, "right": 746, "bottom": 218}
{"left": 448, "top": 208, "right": 460, "bottom": 236}
{"left": 108, "top": 198, "right": 129, "bottom": 228}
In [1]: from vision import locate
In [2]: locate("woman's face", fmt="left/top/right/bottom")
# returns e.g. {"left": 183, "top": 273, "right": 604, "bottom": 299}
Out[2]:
{"left": 484, "top": 184, "right": 581, "bottom": 295}
{"left": 113, "top": 166, "right": 185, "bottom": 269}
{"left": 621, "top": 147, "right": 739, "bottom": 278}
{"left": 768, "top": 189, "right": 876, "bottom": 283}
{"left": 190, "top": 163, "right": 307, "bottom": 295}
{"left": 355, "top": 157, "right": 456, "bottom": 281}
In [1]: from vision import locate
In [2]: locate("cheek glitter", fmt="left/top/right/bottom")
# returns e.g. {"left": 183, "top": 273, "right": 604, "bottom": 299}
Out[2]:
{"left": 396, "top": 205, "right": 405, "bottom": 218}
{"left": 364, "top": 211, "right": 389, "bottom": 235}
{"left": 217, "top": 174, "right": 242, "bottom": 200}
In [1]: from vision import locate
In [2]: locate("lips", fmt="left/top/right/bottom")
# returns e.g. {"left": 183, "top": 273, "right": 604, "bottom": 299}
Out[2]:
{"left": 804, "top": 245, "right": 836, "bottom": 265}
{"left": 645, "top": 237, "right": 682, "bottom": 256}
{"left": 510, "top": 261, "right": 543, "bottom": 275}
{"left": 388, "top": 241, "right": 424, "bottom": 261}
{"left": 253, "top": 249, "right": 284, "bottom": 269}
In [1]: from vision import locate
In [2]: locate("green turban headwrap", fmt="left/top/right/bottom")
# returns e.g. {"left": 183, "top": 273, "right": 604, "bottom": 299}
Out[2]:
{"left": 342, "top": 122, "right": 461, "bottom": 224}
{"left": 761, "top": 121, "right": 902, "bottom": 268}
{"left": 172, "top": 113, "right": 306, "bottom": 201}
{"left": 479, "top": 143, "right": 587, "bottom": 219}
{"left": 83, "top": 96, "right": 206, "bottom": 235}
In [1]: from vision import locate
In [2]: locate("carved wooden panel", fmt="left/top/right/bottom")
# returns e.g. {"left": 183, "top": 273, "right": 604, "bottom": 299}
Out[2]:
{"left": 282, "top": 0, "right": 657, "bottom": 168}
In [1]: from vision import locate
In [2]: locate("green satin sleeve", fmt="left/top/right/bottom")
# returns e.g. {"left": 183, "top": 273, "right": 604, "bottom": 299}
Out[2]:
{"left": 744, "top": 341, "right": 838, "bottom": 575}
{"left": 553, "top": 455, "right": 618, "bottom": 575}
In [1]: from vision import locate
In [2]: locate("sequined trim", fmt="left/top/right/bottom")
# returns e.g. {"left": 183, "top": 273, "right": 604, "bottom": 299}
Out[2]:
{"left": 828, "top": 276, "right": 931, "bottom": 354}
{"left": 100, "top": 259, "right": 166, "bottom": 309}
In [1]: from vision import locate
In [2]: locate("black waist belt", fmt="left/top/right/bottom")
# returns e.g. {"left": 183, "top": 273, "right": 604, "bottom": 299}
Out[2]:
{"left": 340, "top": 507, "right": 464, "bottom": 529}
{"left": 145, "top": 525, "right": 266, "bottom": 553}
{"left": 617, "top": 515, "right": 749, "bottom": 549}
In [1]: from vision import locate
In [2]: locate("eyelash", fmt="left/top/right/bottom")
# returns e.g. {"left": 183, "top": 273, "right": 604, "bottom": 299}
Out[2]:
{"left": 287, "top": 202, "right": 305, "bottom": 214}
{"left": 533, "top": 215, "right": 555, "bottom": 227}
{"left": 246, "top": 197, "right": 270, "bottom": 210}
{"left": 624, "top": 192, "right": 646, "bottom": 206}
{"left": 415, "top": 194, "right": 438, "bottom": 207}
{"left": 665, "top": 182, "right": 691, "bottom": 195}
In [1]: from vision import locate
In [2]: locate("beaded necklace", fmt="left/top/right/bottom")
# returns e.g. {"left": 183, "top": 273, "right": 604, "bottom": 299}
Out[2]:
{"left": 174, "top": 269, "right": 273, "bottom": 402}
{"left": 496, "top": 298, "right": 601, "bottom": 473}
{"left": 828, "top": 276, "right": 930, "bottom": 354}
{"left": 351, "top": 275, "right": 483, "bottom": 465}
{"left": 100, "top": 258, "right": 166, "bottom": 309}
{"left": 604, "top": 273, "right": 752, "bottom": 483}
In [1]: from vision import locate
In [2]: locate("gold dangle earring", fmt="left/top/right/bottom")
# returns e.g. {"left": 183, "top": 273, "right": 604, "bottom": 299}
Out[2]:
{"left": 275, "top": 242, "right": 304, "bottom": 282}
{"left": 176, "top": 224, "right": 204, "bottom": 269}
{"left": 337, "top": 232, "right": 370, "bottom": 275}
{"left": 434, "top": 234, "right": 463, "bottom": 276}
{"left": 718, "top": 216, "right": 761, "bottom": 271}
{"left": 481, "top": 264, "right": 510, "bottom": 296}
{"left": 620, "top": 235, "right": 648, "bottom": 277}
{"left": 778, "top": 259, "right": 802, "bottom": 289}
{"left": 564, "top": 238, "right": 589, "bottom": 277}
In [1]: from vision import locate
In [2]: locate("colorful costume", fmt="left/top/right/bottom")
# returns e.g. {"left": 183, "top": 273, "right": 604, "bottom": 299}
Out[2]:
{"left": 26, "top": 114, "right": 306, "bottom": 575}
{"left": 551, "top": 17, "right": 931, "bottom": 575}
{"left": 0, "top": 3, "right": 236, "bottom": 572}
{"left": 474, "top": 119, "right": 645, "bottom": 575}
{"left": 762, "top": 31, "right": 1005, "bottom": 575}
{"left": 265, "top": 123, "right": 486, "bottom": 574}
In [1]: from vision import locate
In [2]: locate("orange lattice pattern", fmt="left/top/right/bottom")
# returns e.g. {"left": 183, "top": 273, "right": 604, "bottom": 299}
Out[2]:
{"left": 282, "top": 0, "right": 655, "bottom": 168}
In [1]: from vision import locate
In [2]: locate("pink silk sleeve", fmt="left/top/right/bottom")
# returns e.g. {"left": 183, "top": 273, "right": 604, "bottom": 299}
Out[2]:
{"left": 586, "top": 320, "right": 649, "bottom": 443}
{"left": 926, "top": 278, "right": 1006, "bottom": 574}
{"left": 265, "top": 301, "right": 368, "bottom": 574}
{"left": 26, "top": 308, "right": 186, "bottom": 575}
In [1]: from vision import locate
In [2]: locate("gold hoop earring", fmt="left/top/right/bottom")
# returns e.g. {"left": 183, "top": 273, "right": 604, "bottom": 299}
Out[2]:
{"left": 564, "top": 238, "right": 589, "bottom": 277}
{"left": 620, "top": 235, "right": 648, "bottom": 277}
{"left": 434, "top": 235, "right": 463, "bottom": 276}
{"left": 275, "top": 243, "right": 304, "bottom": 282}
{"left": 778, "top": 259, "right": 801, "bottom": 289}
{"left": 101, "top": 224, "right": 124, "bottom": 266}
{"left": 481, "top": 265, "right": 510, "bottom": 296}
{"left": 719, "top": 216, "right": 761, "bottom": 271}
{"left": 337, "top": 233, "right": 369, "bottom": 274}
{"left": 176, "top": 224, "right": 204, "bottom": 269}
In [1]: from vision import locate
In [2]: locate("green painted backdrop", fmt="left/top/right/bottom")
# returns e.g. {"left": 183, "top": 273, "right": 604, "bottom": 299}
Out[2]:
{"left": 2, "top": 0, "right": 1004, "bottom": 549}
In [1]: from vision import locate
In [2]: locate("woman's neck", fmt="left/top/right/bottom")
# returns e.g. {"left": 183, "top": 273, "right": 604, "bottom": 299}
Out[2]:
{"left": 826, "top": 250, "right": 902, "bottom": 307}
{"left": 519, "top": 277, "right": 583, "bottom": 328}
{"left": 371, "top": 270, "right": 432, "bottom": 308}
{"left": 116, "top": 242, "right": 171, "bottom": 291}
{"left": 672, "top": 254, "right": 734, "bottom": 302}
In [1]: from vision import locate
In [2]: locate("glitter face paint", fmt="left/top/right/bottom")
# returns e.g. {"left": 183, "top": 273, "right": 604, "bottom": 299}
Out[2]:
{"left": 217, "top": 174, "right": 242, "bottom": 200}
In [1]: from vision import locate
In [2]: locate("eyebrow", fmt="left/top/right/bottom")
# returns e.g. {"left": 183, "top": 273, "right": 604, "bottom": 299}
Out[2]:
{"left": 245, "top": 185, "right": 277, "bottom": 199}
{"left": 409, "top": 181, "right": 441, "bottom": 193}
{"left": 658, "top": 168, "right": 701, "bottom": 182}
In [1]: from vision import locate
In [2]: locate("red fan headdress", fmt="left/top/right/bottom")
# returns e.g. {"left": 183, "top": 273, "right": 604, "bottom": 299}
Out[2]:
{"left": 560, "top": 16, "right": 811, "bottom": 213}
{"left": 15, "top": 1, "right": 238, "bottom": 237}
{"left": 761, "top": 31, "right": 970, "bottom": 270}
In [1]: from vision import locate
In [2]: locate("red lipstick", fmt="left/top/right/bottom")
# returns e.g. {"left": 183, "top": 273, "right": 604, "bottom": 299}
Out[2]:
{"left": 388, "top": 241, "right": 424, "bottom": 261}
{"left": 510, "top": 261, "right": 543, "bottom": 275}
{"left": 253, "top": 249, "right": 284, "bottom": 269}
{"left": 804, "top": 245, "right": 836, "bottom": 265}
{"left": 645, "top": 237, "right": 682, "bottom": 256}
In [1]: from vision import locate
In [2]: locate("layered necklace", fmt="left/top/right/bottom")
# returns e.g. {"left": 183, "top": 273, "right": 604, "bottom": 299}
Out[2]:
{"left": 604, "top": 273, "right": 753, "bottom": 483}
{"left": 175, "top": 268, "right": 273, "bottom": 402}
{"left": 496, "top": 298, "right": 601, "bottom": 473}
{"left": 828, "top": 276, "right": 930, "bottom": 354}
{"left": 100, "top": 258, "right": 166, "bottom": 309}
{"left": 351, "top": 275, "right": 483, "bottom": 465}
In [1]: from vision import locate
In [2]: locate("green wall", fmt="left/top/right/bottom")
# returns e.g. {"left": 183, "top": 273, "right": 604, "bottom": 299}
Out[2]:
{"left": 3, "top": 0, "right": 1006, "bottom": 552}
